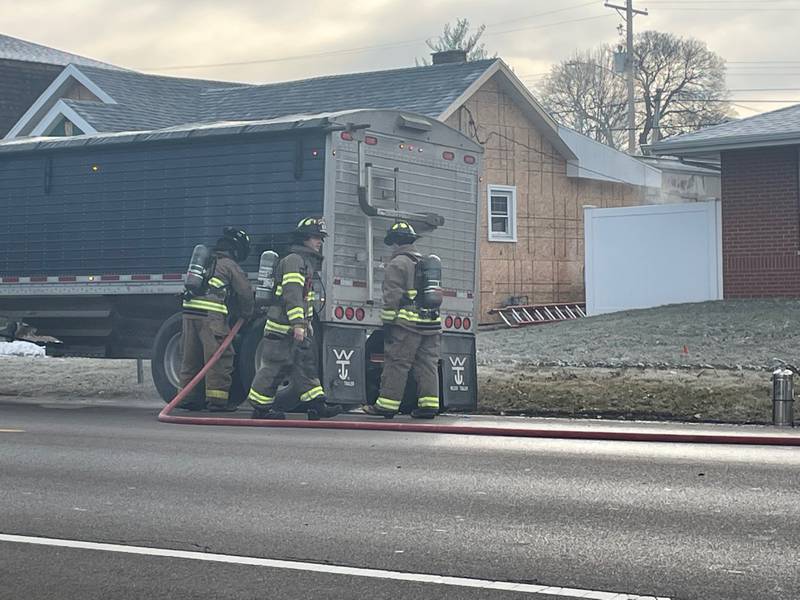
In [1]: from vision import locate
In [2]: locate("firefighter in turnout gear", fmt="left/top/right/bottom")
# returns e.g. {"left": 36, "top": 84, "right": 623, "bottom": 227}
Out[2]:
{"left": 179, "top": 227, "right": 254, "bottom": 411}
{"left": 363, "top": 221, "right": 442, "bottom": 419}
{"left": 248, "top": 218, "right": 341, "bottom": 420}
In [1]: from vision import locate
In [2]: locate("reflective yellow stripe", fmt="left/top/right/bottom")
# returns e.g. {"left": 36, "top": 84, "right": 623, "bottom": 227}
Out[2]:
{"left": 282, "top": 272, "right": 305, "bottom": 286}
{"left": 300, "top": 385, "right": 324, "bottom": 402}
{"left": 418, "top": 396, "right": 439, "bottom": 409}
{"left": 381, "top": 309, "right": 397, "bottom": 322}
{"left": 208, "top": 277, "right": 225, "bottom": 288}
{"left": 307, "top": 291, "right": 316, "bottom": 300}
{"left": 248, "top": 389, "right": 274, "bottom": 405}
{"left": 286, "top": 307, "right": 306, "bottom": 321}
{"left": 275, "top": 285, "right": 283, "bottom": 297}
{"left": 206, "top": 389, "right": 229, "bottom": 400}
{"left": 265, "top": 320, "right": 291, "bottom": 334}
{"left": 405, "top": 289, "right": 418, "bottom": 300}
{"left": 182, "top": 299, "right": 228, "bottom": 315}
{"left": 397, "top": 308, "right": 439, "bottom": 324}
{"left": 376, "top": 397, "right": 400, "bottom": 411}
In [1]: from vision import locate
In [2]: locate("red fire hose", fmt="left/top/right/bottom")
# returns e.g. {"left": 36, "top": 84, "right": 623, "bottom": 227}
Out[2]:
{"left": 158, "top": 320, "right": 800, "bottom": 445}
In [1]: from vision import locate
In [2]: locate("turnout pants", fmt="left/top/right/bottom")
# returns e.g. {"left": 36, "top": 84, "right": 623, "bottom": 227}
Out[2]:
{"left": 376, "top": 325, "right": 441, "bottom": 413}
{"left": 179, "top": 314, "right": 234, "bottom": 407}
{"left": 248, "top": 333, "right": 324, "bottom": 410}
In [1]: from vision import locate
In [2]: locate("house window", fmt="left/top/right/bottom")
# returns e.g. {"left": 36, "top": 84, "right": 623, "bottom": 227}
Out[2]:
{"left": 488, "top": 185, "right": 517, "bottom": 242}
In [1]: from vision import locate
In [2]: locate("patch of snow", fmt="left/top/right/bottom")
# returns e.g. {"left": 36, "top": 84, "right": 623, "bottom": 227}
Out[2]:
{"left": 0, "top": 341, "right": 45, "bottom": 357}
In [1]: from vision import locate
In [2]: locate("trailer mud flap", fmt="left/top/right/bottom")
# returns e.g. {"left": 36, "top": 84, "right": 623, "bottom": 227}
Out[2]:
{"left": 322, "top": 324, "right": 366, "bottom": 405}
{"left": 441, "top": 334, "right": 477, "bottom": 411}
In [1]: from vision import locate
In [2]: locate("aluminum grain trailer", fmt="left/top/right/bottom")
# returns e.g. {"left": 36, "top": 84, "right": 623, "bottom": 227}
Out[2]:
{"left": 0, "top": 109, "right": 481, "bottom": 411}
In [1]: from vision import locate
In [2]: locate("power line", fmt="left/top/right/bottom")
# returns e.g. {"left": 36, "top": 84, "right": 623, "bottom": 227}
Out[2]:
{"left": 137, "top": 3, "right": 607, "bottom": 72}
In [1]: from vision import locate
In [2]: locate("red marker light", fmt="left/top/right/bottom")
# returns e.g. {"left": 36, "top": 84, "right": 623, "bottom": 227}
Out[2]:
{"left": 463, "top": 155, "right": 476, "bottom": 165}
{"left": 334, "top": 306, "right": 344, "bottom": 319}
{"left": 445, "top": 316, "right": 454, "bottom": 329}
{"left": 365, "top": 136, "right": 378, "bottom": 145}
{"left": 340, "top": 131, "right": 353, "bottom": 141}
{"left": 463, "top": 317, "right": 472, "bottom": 330}
{"left": 454, "top": 316, "right": 463, "bottom": 329}
{"left": 355, "top": 307, "right": 365, "bottom": 321}
{"left": 345, "top": 307, "right": 355, "bottom": 320}
{"left": 442, "top": 151, "right": 455, "bottom": 161}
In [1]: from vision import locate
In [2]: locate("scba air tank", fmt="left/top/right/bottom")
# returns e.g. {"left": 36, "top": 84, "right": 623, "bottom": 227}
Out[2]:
{"left": 256, "top": 250, "right": 280, "bottom": 307}
{"left": 418, "top": 254, "right": 443, "bottom": 309}
{"left": 184, "top": 244, "right": 213, "bottom": 296}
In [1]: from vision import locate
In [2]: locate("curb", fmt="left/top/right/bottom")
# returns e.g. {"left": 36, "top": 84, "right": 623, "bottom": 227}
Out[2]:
{"left": 158, "top": 414, "right": 800, "bottom": 446}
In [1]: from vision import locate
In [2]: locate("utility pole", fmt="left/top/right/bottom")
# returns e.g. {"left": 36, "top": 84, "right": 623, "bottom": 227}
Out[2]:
{"left": 605, "top": 1, "right": 647, "bottom": 154}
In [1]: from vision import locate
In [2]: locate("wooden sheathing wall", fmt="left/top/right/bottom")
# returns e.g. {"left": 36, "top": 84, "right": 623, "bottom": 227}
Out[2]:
{"left": 445, "top": 76, "right": 648, "bottom": 323}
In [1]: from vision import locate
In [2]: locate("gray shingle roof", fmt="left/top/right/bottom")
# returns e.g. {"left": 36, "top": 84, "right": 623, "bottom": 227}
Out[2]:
{"left": 652, "top": 103, "right": 800, "bottom": 154}
{"left": 67, "top": 66, "right": 241, "bottom": 131}
{"left": 0, "top": 33, "right": 119, "bottom": 69}
{"left": 64, "top": 59, "right": 497, "bottom": 132}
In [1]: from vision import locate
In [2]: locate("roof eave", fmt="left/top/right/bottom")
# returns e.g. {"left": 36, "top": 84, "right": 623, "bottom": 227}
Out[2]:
{"left": 438, "top": 59, "right": 577, "bottom": 161}
{"left": 648, "top": 132, "right": 800, "bottom": 158}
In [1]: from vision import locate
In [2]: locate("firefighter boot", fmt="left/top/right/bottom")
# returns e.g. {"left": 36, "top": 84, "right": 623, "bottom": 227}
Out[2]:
{"left": 252, "top": 406, "right": 286, "bottom": 420}
{"left": 410, "top": 407, "right": 437, "bottom": 419}
{"left": 307, "top": 397, "right": 342, "bottom": 421}
{"left": 361, "top": 404, "right": 396, "bottom": 419}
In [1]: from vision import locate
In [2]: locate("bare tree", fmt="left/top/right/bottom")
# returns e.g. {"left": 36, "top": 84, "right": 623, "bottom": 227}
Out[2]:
{"left": 419, "top": 18, "right": 494, "bottom": 65}
{"left": 538, "top": 46, "right": 628, "bottom": 149}
{"left": 634, "top": 31, "right": 730, "bottom": 146}
{"left": 537, "top": 31, "right": 731, "bottom": 151}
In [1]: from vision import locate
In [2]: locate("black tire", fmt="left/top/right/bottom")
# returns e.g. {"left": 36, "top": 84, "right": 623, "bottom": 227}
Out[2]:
{"left": 237, "top": 318, "right": 299, "bottom": 410}
{"left": 151, "top": 313, "right": 189, "bottom": 403}
{"left": 151, "top": 312, "right": 246, "bottom": 407}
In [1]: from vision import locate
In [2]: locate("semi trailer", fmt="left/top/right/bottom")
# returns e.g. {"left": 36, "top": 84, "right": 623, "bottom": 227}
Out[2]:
{"left": 0, "top": 109, "right": 481, "bottom": 411}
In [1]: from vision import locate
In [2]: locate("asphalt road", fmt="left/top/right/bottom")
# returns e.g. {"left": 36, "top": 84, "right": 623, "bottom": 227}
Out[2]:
{"left": 1, "top": 397, "right": 799, "bottom": 600}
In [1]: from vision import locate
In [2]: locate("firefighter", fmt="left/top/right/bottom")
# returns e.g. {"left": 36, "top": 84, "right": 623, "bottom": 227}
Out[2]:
{"left": 179, "top": 227, "right": 255, "bottom": 411}
{"left": 363, "top": 221, "right": 441, "bottom": 419}
{"left": 248, "top": 217, "right": 341, "bottom": 420}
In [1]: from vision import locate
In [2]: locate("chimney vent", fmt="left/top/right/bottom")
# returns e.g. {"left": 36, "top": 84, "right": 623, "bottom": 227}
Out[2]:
{"left": 431, "top": 50, "right": 467, "bottom": 65}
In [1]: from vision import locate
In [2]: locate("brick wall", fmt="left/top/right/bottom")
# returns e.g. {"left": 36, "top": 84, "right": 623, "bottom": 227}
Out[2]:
{"left": 0, "top": 59, "right": 62, "bottom": 137}
{"left": 445, "top": 76, "right": 648, "bottom": 322}
{"left": 721, "top": 145, "right": 800, "bottom": 297}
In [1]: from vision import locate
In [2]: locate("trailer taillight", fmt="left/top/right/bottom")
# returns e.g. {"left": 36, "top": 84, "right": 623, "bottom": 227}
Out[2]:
{"left": 340, "top": 131, "right": 353, "bottom": 141}
{"left": 355, "top": 308, "right": 365, "bottom": 321}
{"left": 442, "top": 151, "right": 454, "bottom": 161}
{"left": 454, "top": 316, "right": 463, "bottom": 329}
{"left": 444, "top": 316, "right": 454, "bottom": 329}
{"left": 365, "top": 136, "right": 378, "bottom": 145}
{"left": 334, "top": 306, "right": 344, "bottom": 319}
{"left": 463, "top": 317, "right": 472, "bottom": 330}
{"left": 463, "top": 155, "right": 476, "bottom": 165}
{"left": 345, "top": 307, "right": 355, "bottom": 320}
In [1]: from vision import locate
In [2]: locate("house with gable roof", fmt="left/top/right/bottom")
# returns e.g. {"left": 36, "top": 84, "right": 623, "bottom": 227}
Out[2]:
{"left": 650, "top": 103, "right": 800, "bottom": 298}
{"left": 6, "top": 46, "right": 661, "bottom": 322}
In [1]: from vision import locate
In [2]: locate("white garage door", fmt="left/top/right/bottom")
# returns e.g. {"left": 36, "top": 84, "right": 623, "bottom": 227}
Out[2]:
{"left": 584, "top": 201, "right": 722, "bottom": 316}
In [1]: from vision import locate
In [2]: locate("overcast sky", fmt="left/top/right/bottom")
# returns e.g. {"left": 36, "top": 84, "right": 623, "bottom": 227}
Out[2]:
{"left": 3, "top": 0, "right": 800, "bottom": 117}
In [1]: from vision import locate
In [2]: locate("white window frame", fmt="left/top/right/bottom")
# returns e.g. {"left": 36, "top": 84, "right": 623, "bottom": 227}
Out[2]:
{"left": 487, "top": 184, "right": 517, "bottom": 242}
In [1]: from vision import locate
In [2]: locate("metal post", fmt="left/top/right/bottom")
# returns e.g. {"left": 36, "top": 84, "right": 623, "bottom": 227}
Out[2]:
{"left": 771, "top": 368, "right": 794, "bottom": 427}
{"left": 137, "top": 359, "right": 144, "bottom": 385}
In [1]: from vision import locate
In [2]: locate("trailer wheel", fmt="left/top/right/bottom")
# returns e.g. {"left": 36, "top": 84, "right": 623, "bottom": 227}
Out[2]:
{"left": 151, "top": 313, "right": 245, "bottom": 407}
{"left": 238, "top": 318, "right": 298, "bottom": 410}
{"left": 152, "top": 313, "right": 188, "bottom": 403}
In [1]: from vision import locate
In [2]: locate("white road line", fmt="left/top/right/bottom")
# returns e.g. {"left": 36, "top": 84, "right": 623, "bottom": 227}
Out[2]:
{"left": 0, "top": 533, "right": 669, "bottom": 599}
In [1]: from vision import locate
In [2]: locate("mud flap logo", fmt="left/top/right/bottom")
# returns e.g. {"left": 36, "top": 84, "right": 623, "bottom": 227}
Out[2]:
{"left": 449, "top": 356, "right": 469, "bottom": 392}
{"left": 333, "top": 349, "right": 355, "bottom": 387}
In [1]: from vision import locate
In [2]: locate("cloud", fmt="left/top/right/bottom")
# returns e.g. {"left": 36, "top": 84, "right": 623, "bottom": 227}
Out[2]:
{"left": 2, "top": 0, "right": 799, "bottom": 113}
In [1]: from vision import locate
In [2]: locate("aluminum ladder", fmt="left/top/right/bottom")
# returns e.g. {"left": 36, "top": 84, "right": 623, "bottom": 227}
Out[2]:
{"left": 489, "top": 302, "right": 587, "bottom": 328}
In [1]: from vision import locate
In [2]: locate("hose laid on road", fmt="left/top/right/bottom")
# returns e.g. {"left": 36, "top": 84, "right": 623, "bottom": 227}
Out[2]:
{"left": 158, "top": 318, "right": 245, "bottom": 423}
{"left": 158, "top": 319, "right": 800, "bottom": 445}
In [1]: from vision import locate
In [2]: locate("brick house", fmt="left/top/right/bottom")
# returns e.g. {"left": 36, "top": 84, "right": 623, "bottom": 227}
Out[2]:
{"left": 0, "top": 34, "right": 118, "bottom": 137}
{"left": 6, "top": 49, "right": 661, "bottom": 321}
{"left": 651, "top": 105, "right": 800, "bottom": 297}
